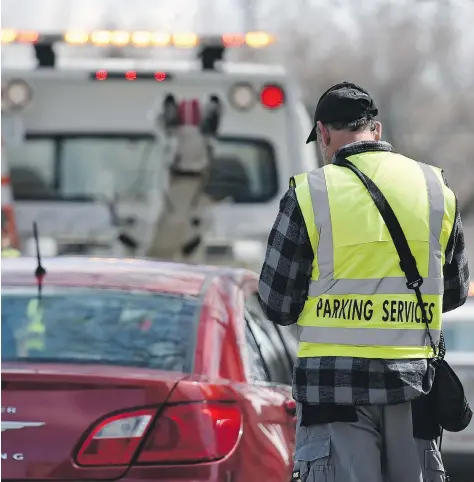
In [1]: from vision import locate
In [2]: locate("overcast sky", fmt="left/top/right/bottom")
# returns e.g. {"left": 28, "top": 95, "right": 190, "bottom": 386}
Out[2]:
{"left": 3, "top": 0, "right": 473, "bottom": 32}
{"left": 2, "top": 0, "right": 473, "bottom": 62}
{"left": 1, "top": 0, "right": 239, "bottom": 32}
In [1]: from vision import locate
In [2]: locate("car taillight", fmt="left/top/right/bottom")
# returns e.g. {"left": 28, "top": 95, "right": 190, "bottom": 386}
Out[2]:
{"left": 137, "top": 402, "right": 242, "bottom": 464}
{"left": 75, "top": 408, "right": 156, "bottom": 466}
{"left": 75, "top": 402, "right": 242, "bottom": 467}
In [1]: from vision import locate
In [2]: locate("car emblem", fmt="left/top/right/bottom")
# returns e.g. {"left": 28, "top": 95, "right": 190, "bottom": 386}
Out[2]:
{"left": 1, "top": 421, "right": 45, "bottom": 432}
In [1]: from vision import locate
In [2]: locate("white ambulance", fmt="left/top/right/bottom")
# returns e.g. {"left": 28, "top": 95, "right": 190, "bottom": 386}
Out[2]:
{"left": 1, "top": 29, "right": 320, "bottom": 268}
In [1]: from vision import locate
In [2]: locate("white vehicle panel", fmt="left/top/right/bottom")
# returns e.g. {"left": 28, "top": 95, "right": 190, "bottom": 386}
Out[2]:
{"left": 2, "top": 34, "right": 319, "bottom": 266}
{"left": 440, "top": 298, "right": 474, "bottom": 455}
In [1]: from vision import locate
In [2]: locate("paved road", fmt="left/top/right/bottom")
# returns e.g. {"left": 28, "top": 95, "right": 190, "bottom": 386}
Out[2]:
{"left": 445, "top": 468, "right": 470, "bottom": 482}
{"left": 444, "top": 454, "right": 471, "bottom": 482}
{"left": 448, "top": 475, "right": 470, "bottom": 482}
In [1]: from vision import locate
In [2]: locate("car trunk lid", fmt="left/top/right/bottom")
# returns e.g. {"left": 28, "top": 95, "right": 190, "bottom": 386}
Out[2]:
{"left": 1, "top": 363, "right": 184, "bottom": 480}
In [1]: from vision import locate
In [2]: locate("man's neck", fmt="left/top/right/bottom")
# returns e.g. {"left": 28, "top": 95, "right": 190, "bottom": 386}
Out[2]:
{"left": 330, "top": 140, "right": 394, "bottom": 163}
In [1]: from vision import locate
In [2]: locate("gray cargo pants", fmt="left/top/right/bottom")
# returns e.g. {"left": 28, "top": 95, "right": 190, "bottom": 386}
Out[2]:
{"left": 293, "top": 402, "right": 445, "bottom": 482}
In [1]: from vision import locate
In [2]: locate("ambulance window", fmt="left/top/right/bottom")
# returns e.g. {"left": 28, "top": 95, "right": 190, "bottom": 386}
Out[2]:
{"left": 7, "top": 133, "right": 277, "bottom": 203}
{"left": 6, "top": 140, "right": 56, "bottom": 199}
{"left": 206, "top": 138, "right": 278, "bottom": 203}
{"left": 8, "top": 134, "right": 159, "bottom": 201}
{"left": 60, "top": 137, "right": 159, "bottom": 200}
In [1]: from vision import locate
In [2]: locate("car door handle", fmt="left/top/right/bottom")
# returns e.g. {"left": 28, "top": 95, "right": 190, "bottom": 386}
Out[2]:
{"left": 284, "top": 399, "right": 297, "bottom": 416}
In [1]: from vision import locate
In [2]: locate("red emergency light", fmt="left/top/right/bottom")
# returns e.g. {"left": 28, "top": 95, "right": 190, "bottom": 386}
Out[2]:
{"left": 96, "top": 70, "right": 107, "bottom": 81}
{"left": 125, "top": 70, "right": 137, "bottom": 81}
{"left": 93, "top": 70, "right": 169, "bottom": 81}
{"left": 260, "top": 85, "right": 284, "bottom": 109}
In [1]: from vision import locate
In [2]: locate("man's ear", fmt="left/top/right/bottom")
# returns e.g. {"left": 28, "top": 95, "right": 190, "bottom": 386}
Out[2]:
{"left": 317, "top": 121, "right": 330, "bottom": 146}
{"left": 374, "top": 121, "right": 382, "bottom": 141}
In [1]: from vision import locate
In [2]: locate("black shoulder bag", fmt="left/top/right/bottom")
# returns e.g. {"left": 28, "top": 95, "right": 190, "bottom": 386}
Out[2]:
{"left": 334, "top": 156, "right": 472, "bottom": 442}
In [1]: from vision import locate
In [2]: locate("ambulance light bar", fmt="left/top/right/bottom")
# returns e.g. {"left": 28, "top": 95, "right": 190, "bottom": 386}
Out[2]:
{"left": 0, "top": 29, "right": 274, "bottom": 49}
{"left": 1, "top": 29, "right": 274, "bottom": 70}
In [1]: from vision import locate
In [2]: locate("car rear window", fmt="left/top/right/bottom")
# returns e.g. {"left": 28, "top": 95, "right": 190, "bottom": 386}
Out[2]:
{"left": 1, "top": 287, "right": 201, "bottom": 372}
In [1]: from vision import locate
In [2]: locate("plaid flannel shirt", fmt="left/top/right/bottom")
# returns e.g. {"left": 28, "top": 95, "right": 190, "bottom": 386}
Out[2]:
{"left": 258, "top": 141, "right": 470, "bottom": 406}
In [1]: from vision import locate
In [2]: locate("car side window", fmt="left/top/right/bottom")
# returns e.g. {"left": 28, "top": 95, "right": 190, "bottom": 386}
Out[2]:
{"left": 245, "top": 294, "right": 293, "bottom": 385}
{"left": 245, "top": 315, "right": 270, "bottom": 382}
{"left": 276, "top": 324, "right": 298, "bottom": 364}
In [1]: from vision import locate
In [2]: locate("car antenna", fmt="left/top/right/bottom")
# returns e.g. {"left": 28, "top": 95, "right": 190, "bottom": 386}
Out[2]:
{"left": 33, "top": 222, "right": 46, "bottom": 301}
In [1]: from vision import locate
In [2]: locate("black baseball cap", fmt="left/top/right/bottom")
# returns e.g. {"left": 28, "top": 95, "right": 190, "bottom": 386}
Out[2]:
{"left": 306, "top": 81, "right": 378, "bottom": 144}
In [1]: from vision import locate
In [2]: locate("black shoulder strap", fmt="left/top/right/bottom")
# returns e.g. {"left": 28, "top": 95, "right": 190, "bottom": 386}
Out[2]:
{"left": 334, "top": 154, "right": 443, "bottom": 360}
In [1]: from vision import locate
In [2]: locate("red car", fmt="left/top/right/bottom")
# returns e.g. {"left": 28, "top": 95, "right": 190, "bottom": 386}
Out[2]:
{"left": 1, "top": 257, "right": 298, "bottom": 481}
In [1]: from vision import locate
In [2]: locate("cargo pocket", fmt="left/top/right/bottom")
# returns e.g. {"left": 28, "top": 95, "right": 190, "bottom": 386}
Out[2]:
{"left": 292, "top": 435, "right": 335, "bottom": 482}
{"left": 424, "top": 449, "right": 446, "bottom": 482}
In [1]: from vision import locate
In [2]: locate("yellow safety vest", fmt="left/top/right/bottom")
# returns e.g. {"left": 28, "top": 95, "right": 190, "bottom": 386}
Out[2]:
{"left": 293, "top": 151, "right": 456, "bottom": 359}
{"left": 2, "top": 247, "right": 21, "bottom": 258}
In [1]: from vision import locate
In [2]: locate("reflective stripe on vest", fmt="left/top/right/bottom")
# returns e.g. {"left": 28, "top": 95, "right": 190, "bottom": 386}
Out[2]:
{"left": 306, "top": 162, "right": 444, "bottom": 298}
{"left": 300, "top": 326, "right": 441, "bottom": 347}
{"left": 294, "top": 152, "right": 456, "bottom": 359}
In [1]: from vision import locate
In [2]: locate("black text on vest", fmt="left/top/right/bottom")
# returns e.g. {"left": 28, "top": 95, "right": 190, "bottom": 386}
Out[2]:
{"left": 382, "top": 300, "right": 435, "bottom": 324}
{"left": 315, "top": 298, "right": 374, "bottom": 321}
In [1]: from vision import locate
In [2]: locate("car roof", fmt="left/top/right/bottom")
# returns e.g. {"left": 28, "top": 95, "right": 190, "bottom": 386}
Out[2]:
{"left": 443, "top": 298, "right": 474, "bottom": 323}
{"left": 1, "top": 257, "right": 257, "bottom": 297}
{"left": 444, "top": 352, "right": 474, "bottom": 365}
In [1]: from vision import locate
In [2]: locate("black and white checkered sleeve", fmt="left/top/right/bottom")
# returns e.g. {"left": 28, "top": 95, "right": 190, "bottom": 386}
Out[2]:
{"left": 443, "top": 203, "right": 470, "bottom": 312}
{"left": 441, "top": 173, "right": 470, "bottom": 312}
{"left": 258, "top": 187, "right": 314, "bottom": 326}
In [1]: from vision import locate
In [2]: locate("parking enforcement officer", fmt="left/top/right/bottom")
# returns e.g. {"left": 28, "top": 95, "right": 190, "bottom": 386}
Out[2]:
{"left": 258, "top": 81, "right": 470, "bottom": 482}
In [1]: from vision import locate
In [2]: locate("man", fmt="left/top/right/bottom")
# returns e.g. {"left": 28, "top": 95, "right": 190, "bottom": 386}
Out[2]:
{"left": 258, "top": 82, "right": 470, "bottom": 482}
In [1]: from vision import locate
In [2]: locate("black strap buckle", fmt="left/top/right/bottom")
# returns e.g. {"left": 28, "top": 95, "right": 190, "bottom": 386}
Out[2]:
{"left": 431, "top": 356, "right": 442, "bottom": 367}
{"left": 406, "top": 277, "right": 423, "bottom": 290}
{"left": 291, "top": 470, "right": 301, "bottom": 481}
